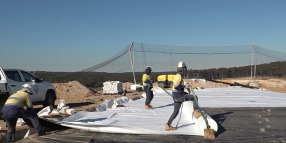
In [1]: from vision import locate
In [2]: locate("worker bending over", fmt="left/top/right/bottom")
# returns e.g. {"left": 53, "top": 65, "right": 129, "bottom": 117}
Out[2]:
{"left": 142, "top": 66, "right": 154, "bottom": 109}
{"left": 2, "top": 84, "right": 45, "bottom": 143}
{"left": 165, "top": 61, "right": 202, "bottom": 131}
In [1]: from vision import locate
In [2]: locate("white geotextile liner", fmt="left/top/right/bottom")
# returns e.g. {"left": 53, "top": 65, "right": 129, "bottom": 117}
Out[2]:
{"left": 56, "top": 87, "right": 286, "bottom": 136}
{"left": 61, "top": 91, "right": 217, "bottom": 136}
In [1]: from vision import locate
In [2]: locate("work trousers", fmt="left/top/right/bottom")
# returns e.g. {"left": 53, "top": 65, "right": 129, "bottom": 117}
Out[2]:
{"left": 145, "top": 89, "right": 154, "bottom": 105}
{"left": 167, "top": 94, "right": 198, "bottom": 125}
{"left": 3, "top": 109, "right": 42, "bottom": 143}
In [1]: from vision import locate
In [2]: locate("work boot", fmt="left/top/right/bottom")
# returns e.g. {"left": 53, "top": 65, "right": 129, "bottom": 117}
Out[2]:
{"left": 145, "top": 105, "right": 153, "bottom": 109}
{"left": 193, "top": 109, "right": 206, "bottom": 119}
{"left": 165, "top": 123, "right": 176, "bottom": 131}
{"left": 34, "top": 131, "right": 46, "bottom": 137}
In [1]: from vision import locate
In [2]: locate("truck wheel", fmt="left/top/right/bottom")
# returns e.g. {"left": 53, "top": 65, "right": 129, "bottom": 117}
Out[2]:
{"left": 43, "top": 92, "right": 55, "bottom": 108}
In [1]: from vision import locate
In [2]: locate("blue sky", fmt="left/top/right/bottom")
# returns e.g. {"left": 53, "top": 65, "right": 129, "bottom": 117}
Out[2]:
{"left": 1, "top": 0, "right": 286, "bottom": 71}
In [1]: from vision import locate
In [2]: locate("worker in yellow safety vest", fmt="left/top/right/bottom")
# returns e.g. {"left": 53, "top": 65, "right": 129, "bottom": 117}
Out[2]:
{"left": 142, "top": 66, "right": 154, "bottom": 109}
{"left": 165, "top": 61, "right": 202, "bottom": 131}
{"left": 2, "top": 84, "right": 45, "bottom": 143}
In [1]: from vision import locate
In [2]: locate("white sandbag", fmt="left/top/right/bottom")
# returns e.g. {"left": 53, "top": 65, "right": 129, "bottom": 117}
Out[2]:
{"left": 107, "top": 99, "right": 114, "bottom": 108}
{"left": 16, "top": 118, "right": 25, "bottom": 126}
{"left": 112, "top": 100, "right": 119, "bottom": 109}
{"left": 97, "top": 97, "right": 130, "bottom": 112}
{"left": 116, "top": 97, "right": 129, "bottom": 104}
{"left": 57, "top": 99, "right": 66, "bottom": 110}
{"left": 37, "top": 106, "right": 51, "bottom": 117}
{"left": 112, "top": 97, "right": 130, "bottom": 108}
{"left": 96, "top": 99, "right": 114, "bottom": 112}
{"left": 96, "top": 103, "right": 107, "bottom": 112}
{"left": 59, "top": 106, "right": 70, "bottom": 114}
{"left": 66, "top": 109, "right": 75, "bottom": 115}
{"left": 50, "top": 109, "right": 60, "bottom": 115}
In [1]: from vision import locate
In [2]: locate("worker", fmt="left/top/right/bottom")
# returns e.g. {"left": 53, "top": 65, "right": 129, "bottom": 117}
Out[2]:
{"left": 165, "top": 61, "right": 202, "bottom": 131}
{"left": 2, "top": 84, "right": 45, "bottom": 143}
{"left": 142, "top": 66, "right": 153, "bottom": 109}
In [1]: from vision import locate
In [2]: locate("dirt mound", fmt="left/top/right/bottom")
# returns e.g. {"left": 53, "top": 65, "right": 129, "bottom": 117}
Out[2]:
{"left": 184, "top": 79, "right": 229, "bottom": 88}
{"left": 53, "top": 81, "right": 93, "bottom": 99}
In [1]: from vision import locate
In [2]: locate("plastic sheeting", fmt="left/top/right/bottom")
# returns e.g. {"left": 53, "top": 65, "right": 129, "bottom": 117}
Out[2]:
{"left": 61, "top": 90, "right": 217, "bottom": 136}
{"left": 55, "top": 87, "right": 286, "bottom": 136}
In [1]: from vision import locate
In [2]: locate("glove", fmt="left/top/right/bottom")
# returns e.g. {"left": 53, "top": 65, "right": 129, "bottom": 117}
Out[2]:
{"left": 185, "top": 84, "right": 190, "bottom": 89}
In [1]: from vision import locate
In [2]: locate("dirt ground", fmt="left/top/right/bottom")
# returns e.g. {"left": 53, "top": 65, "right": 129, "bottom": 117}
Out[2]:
{"left": 0, "top": 81, "right": 143, "bottom": 142}
{"left": 217, "top": 76, "right": 286, "bottom": 93}
{"left": 1, "top": 77, "right": 285, "bottom": 142}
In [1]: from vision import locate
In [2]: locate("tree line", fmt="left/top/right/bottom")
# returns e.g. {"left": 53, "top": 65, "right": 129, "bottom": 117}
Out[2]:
{"left": 189, "top": 61, "right": 286, "bottom": 80}
{"left": 33, "top": 61, "right": 286, "bottom": 88}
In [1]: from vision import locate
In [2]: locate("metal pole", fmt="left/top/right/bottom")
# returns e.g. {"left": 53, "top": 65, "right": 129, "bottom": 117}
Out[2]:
{"left": 250, "top": 52, "right": 253, "bottom": 82}
{"left": 141, "top": 43, "right": 146, "bottom": 67}
{"left": 129, "top": 42, "right": 136, "bottom": 84}
{"left": 251, "top": 44, "right": 257, "bottom": 82}
{"left": 170, "top": 52, "right": 174, "bottom": 71}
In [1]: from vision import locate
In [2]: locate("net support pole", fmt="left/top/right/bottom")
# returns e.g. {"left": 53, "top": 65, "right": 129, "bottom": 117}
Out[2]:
{"left": 129, "top": 42, "right": 136, "bottom": 84}
{"left": 251, "top": 44, "right": 257, "bottom": 82}
{"left": 250, "top": 52, "right": 253, "bottom": 82}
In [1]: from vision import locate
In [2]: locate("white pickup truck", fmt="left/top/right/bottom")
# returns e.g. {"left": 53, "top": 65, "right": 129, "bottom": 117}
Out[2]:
{"left": 0, "top": 67, "right": 57, "bottom": 111}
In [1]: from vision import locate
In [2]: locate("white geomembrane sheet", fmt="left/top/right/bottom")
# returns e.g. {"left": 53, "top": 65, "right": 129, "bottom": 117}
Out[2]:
{"left": 59, "top": 87, "right": 286, "bottom": 136}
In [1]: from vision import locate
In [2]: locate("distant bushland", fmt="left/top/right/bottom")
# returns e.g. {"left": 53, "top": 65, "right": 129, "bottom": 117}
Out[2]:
{"left": 32, "top": 61, "right": 286, "bottom": 88}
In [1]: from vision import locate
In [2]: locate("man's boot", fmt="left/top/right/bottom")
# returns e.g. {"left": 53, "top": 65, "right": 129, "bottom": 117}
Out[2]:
{"left": 165, "top": 123, "right": 176, "bottom": 131}
{"left": 145, "top": 105, "right": 153, "bottom": 109}
{"left": 193, "top": 109, "right": 206, "bottom": 118}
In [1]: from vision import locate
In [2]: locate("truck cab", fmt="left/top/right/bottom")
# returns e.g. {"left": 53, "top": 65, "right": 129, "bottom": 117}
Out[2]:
{"left": 0, "top": 66, "right": 56, "bottom": 107}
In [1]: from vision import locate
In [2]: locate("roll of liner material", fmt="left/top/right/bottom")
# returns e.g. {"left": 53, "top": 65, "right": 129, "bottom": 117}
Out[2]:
{"left": 181, "top": 101, "right": 218, "bottom": 135}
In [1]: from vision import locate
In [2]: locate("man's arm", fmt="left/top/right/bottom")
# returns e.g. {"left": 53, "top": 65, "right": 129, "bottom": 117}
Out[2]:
{"left": 25, "top": 95, "right": 34, "bottom": 112}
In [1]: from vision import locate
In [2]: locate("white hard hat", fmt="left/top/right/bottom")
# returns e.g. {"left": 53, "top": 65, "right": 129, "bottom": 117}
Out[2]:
{"left": 178, "top": 61, "right": 186, "bottom": 68}
{"left": 22, "top": 83, "right": 32, "bottom": 89}
{"left": 21, "top": 84, "right": 36, "bottom": 95}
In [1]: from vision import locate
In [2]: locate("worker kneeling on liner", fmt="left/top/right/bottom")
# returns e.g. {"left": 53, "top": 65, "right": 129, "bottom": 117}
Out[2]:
{"left": 2, "top": 84, "right": 45, "bottom": 143}
{"left": 142, "top": 66, "right": 154, "bottom": 109}
{"left": 165, "top": 61, "right": 202, "bottom": 131}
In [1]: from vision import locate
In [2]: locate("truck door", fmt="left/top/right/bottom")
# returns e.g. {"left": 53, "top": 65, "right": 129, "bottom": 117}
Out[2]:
{"left": 4, "top": 70, "right": 25, "bottom": 95}
{"left": 19, "top": 71, "right": 44, "bottom": 102}
{"left": 0, "top": 67, "right": 8, "bottom": 94}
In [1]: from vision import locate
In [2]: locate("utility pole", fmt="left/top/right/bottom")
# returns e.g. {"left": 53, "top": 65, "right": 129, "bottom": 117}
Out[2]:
{"left": 129, "top": 42, "right": 136, "bottom": 84}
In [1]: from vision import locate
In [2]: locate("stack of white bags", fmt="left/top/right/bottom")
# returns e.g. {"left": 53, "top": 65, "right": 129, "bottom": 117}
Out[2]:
{"left": 103, "top": 81, "right": 123, "bottom": 94}
{"left": 37, "top": 99, "right": 75, "bottom": 117}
